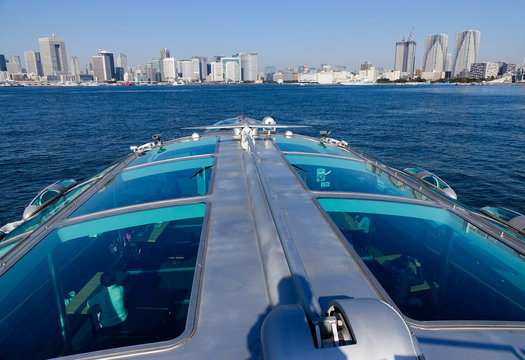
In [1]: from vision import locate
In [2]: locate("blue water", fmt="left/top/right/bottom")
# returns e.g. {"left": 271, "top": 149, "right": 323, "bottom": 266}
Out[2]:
{"left": 1, "top": 84, "right": 524, "bottom": 226}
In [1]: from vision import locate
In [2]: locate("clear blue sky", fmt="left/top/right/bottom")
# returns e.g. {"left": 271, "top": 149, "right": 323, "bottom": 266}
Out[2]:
{"left": 1, "top": 0, "right": 524, "bottom": 72}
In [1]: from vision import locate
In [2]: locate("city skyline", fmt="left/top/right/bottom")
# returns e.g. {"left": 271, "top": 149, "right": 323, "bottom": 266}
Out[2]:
{"left": 1, "top": 0, "right": 524, "bottom": 72}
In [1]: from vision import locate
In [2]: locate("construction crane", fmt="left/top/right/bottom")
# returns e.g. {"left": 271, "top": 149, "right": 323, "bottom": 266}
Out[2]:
{"left": 407, "top": 26, "right": 416, "bottom": 41}
{"left": 399, "top": 27, "right": 416, "bottom": 42}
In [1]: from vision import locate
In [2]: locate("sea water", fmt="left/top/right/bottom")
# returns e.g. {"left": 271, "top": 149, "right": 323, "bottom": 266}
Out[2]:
{"left": 1, "top": 84, "right": 524, "bottom": 226}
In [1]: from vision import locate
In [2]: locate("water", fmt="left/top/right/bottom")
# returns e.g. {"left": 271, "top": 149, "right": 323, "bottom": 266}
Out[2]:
{"left": 1, "top": 84, "right": 524, "bottom": 226}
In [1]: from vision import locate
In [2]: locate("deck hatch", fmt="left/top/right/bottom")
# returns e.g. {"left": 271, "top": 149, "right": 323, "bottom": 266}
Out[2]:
{"left": 128, "top": 136, "right": 217, "bottom": 167}
{"left": 319, "top": 198, "right": 525, "bottom": 322}
{"left": 70, "top": 157, "right": 213, "bottom": 218}
{"left": 286, "top": 154, "right": 428, "bottom": 200}
{"left": 0, "top": 203, "right": 206, "bottom": 359}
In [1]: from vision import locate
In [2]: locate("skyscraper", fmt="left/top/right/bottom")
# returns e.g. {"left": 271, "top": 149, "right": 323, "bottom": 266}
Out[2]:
{"left": 116, "top": 53, "right": 127, "bottom": 81}
{"left": 24, "top": 51, "right": 43, "bottom": 76}
{"left": 0, "top": 54, "right": 6, "bottom": 71}
{"left": 152, "top": 58, "right": 163, "bottom": 82}
{"left": 92, "top": 50, "right": 115, "bottom": 81}
{"left": 394, "top": 41, "right": 416, "bottom": 75}
{"left": 191, "top": 56, "right": 207, "bottom": 81}
{"left": 11, "top": 56, "right": 22, "bottom": 73}
{"left": 160, "top": 48, "right": 170, "bottom": 59}
{"left": 162, "top": 58, "right": 177, "bottom": 81}
{"left": 422, "top": 34, "right": 448, "bottom": 73}
{"left": 116, "top": 53, "right": 127, "bottom": 70}
{"left": 38, "top": 36, "right": 68, "bottom": 76}
{"left": 221, "top": 57, "right": 241, "bottom": 82}
{"left": 180, "top": 60, "right": 194, "bottom": 81}
{"left": 69, "top": 56, "right": 80, "bottom": 76}
{"left": 451, "top": 30, "right": 481, "bottom": 78}
{"left": 236, "top": 53, "right": 258, "bottom": 82}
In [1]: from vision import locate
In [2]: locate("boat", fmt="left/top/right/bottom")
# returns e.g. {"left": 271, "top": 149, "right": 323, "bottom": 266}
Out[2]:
{"left": 0, "top": 115, "right": 524, "bottom": 359}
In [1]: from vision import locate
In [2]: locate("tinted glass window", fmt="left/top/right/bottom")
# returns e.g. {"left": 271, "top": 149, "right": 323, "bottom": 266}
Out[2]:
{"left": 71, "top": 158, "right": 213, "bottom": 218}
{"left": 287, "top": 155, "right": 428, "bottom": 200}
{"left": 482, "top": 207, "right": 520, "bottom": 222}
{"left": 319, "top": 198, "right": 525, "bottom": 321}
{"left": 128, "top": 137, "right": 217, "bottom": 167}
{"left": 274, "top": 136, "right": 360, "bottom": 159}
{"left": 0, "top": 204, "right": 205, "bottom": 359}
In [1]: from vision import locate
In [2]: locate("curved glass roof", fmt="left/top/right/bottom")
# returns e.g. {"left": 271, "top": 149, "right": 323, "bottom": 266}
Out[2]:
{"left": 319, "top": 198, "right": 525, "bottom": 322}
{"left": 128, "top": 137, "right": 217, "bottom": 168}
{"left": 285, "top": 154, "right": 429, "bottom": 200}
{"left": 70, "top": 157, "right": 214, "bottom": 218}
{"left": 273, "top": 136, "right": 360, "bottom": 159}
{"left": 3, "top": 181, "right": 95, "bottom": 242}
{"left": 0, "top": 203, "right": 206, "bottom": 359}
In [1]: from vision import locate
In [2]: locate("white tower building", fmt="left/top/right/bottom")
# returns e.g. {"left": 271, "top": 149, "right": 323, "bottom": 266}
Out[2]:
{"left": 422, "top": 34, "right": 448, "bottom": 73}
{"left": 451, "top": 30, "right": 481, "bottom": 78}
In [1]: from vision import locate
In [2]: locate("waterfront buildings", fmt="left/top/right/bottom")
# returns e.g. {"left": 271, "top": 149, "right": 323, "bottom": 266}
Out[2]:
{"left": 69, "top": 56, "right": 80, "bottom": 76}
{"left": 24, "top": 51, "right": 43, "bottom": 77}
{"left": 422, "top": 34, "right": 448, "bottom": 74}
{"left": 221, "top": 57, "right": 241, "bottom": 82}
{"left": 0, "top": 54, "right": 6, "bottom": 71}
{"left": 11, "top": 56, "right": 22, "bottom": 73}
{"left": 92, "top": 50, "right": 115, "bottom": 82}
{"left": 451, "top": 30, "right": 481, "bottom": 78}
{"left": 160, "top": 48, "right": 170, "bottom": 59}
{"left": 265, "top": 66, "right": 276, "bottom": 80}
{"left": 469, "top": 62, "right": 499, "bottom": 79}
{"left": 210, "top": 61, "right": 224, "bottom": 82}
{"left": 236, "top": 53, "right": 258, "bottom": 82}
{"left": 180, "top": 60, "right": 194, "bottom": 81}
{"left": 191, "top": 56, "right": 207, "bottom": 81}
{"left": 162, "top": 57, "right": 177, "bottom": 81}
{"left": 394, "top": 40, "right": 416, "bottom": 75}
{"left": 360, "top": 62, "right": 373, "bottom": 71}
{"left": 38, "top": 36, "right": 68, "bottom": 76}
{"left": 152, "top": 58, "right": 163, "bottom": 82}
{"left": 116, "top": 53, "right": 127, "bottom": 81}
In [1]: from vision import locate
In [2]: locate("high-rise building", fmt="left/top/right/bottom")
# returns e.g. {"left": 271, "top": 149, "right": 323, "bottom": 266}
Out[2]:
{"left": 210, "top": 62, "right": 223, "bottom": 82}
{"left": 191, "top": 56, "right": 207, "bottom": 81}
{"left": 101, "top": 51, "right": 115, "bottom": 80}
{"left": 116, "top": 53, "right": 127, "bottom": 81}
{"left": 162, "top": 58, "right": 177, "bottom": 81}
{"left": 422, "top": 34, "right": 448, "bottom": 73}
{"left": 221, "top": 57, "right": 241, "bottom": 82}
{"left": 11, "top": 56, "right": 23, "bottom": 73}
{"left": 160, "top": 48, "right": 170, "bottom": 59}
{"left": 264, "top": 66, "right": 276, "bottom": 80}
{"left": 85, "top": 62, "right": 93, "bottom": 75}
{"left": 24, "top": 51, "right": 43, "bottom": 76}
{"left": 180, "top": 60, "right": 194, "bottom": 81}
{"left": 451, "top": 30, "right": 481, "bottom": 78}
{"left": 236, "top": 53, "right": 258, "bottom": 82}
{"left": 69, "top": 56, "right": 80, "bottom": 76}
{"left": 0, "top": 54, "right": 6, "bottom": 71}
{"left": 445, "top": 53, "right": 452, "bottom": 72}
{"left": 92, "top": 50, "right": 115, "bottom": 81}
{"left": 38, "top": 36, "right": 68, "bottom": 76}
{"left": 116, "top": 53, "right": 127, "bottom": 70}
{"left": 394, "top": 41, "right": 416, "bottom": 75}
{"left": 360, "top": 62, "right": 373, "bottom": 71}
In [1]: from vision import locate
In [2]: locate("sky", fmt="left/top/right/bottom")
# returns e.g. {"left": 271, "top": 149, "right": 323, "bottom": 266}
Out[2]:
{"left": 1, "top": 0, "right": 524, "bottom": 72}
